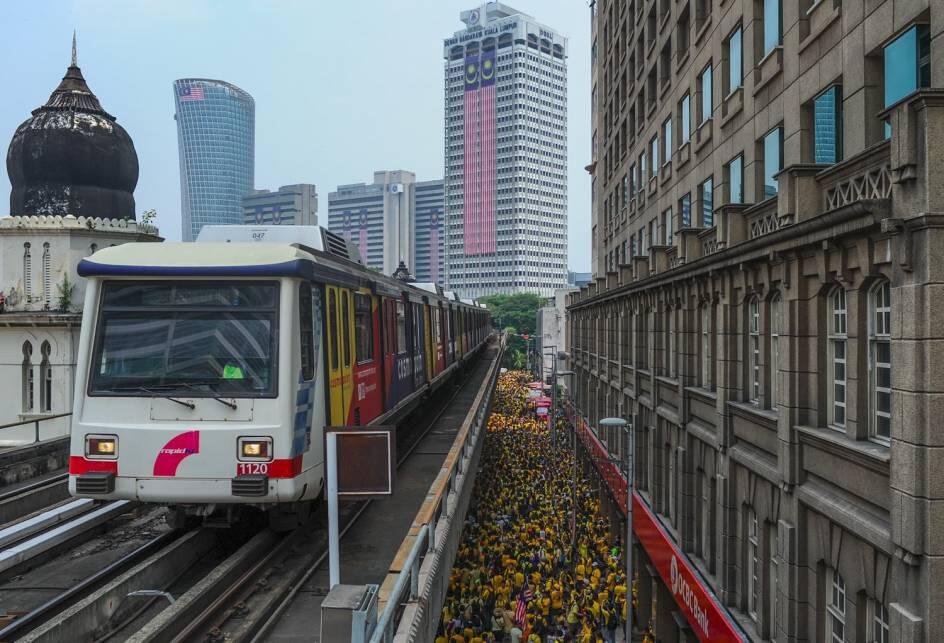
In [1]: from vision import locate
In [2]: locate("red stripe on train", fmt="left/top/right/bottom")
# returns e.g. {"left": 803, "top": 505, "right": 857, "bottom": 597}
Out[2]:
{"left": 267, "top": 455, "right": 303, "bottom": 478}
{"left": 69, "top": 456, "right": 118, "bottom": 475}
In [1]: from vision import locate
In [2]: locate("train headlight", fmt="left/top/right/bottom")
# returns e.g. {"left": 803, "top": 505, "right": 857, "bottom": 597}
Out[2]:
{"left": 86, "top": 434, "right": 118, "bottom": 459}
{"left": 238, "top": 437, "right": 272, "bottom": 461}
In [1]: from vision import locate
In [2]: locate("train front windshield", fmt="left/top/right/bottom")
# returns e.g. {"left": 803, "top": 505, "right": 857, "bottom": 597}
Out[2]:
{"left": 89, "top": 281, "right": 279, "bottom": 398}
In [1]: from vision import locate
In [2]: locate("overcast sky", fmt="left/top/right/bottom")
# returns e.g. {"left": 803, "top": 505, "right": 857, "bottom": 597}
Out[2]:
{"left": 0, "top": 0, "right": 593, "bottom": 271}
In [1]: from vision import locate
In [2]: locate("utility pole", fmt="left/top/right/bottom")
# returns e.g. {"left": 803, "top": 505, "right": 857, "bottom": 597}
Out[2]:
{"left": 601, "top": 417, "right": 632, "bottom": 640}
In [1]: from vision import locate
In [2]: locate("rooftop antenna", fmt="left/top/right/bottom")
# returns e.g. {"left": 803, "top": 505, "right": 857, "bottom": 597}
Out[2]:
{"left": 71, "top": 30, "right": 77, "bottom": 66}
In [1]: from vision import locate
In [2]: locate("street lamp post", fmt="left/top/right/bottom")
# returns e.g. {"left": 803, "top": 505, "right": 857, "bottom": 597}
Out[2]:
{"left": 601, "top": 417, "right": 633, "bottom": 640}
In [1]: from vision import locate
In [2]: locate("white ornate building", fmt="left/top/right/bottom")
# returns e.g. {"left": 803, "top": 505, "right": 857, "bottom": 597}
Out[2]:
{"left": 0, "top": 215, "right": 159, "bottom": 444}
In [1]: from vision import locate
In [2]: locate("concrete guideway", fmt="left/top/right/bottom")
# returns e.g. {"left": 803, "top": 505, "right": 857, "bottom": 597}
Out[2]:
{"left": 267, "top": 338, "right": 504, "bottom": 641}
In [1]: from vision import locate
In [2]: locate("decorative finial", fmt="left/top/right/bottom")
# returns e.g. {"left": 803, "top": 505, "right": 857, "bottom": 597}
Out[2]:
{"left": 72, "top": 30, "right": 77, "bottom": 66}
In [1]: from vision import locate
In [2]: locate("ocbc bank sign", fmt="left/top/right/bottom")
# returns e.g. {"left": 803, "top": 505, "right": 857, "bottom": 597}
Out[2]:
{"left": 670, "top": 555, "right": 711, "bottom": 636}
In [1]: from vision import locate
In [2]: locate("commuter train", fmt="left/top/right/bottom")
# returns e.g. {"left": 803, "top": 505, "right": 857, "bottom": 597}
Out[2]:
{"left": 68, "top": 226, "right": 490, "bottom": 527}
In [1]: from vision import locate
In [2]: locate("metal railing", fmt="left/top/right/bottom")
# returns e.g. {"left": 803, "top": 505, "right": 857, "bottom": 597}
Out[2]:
{"left": 369, "top": 335, "right": 504, "bottom": 643}
{"left": 0, "top": 412, "right": 72, "bottom": 444}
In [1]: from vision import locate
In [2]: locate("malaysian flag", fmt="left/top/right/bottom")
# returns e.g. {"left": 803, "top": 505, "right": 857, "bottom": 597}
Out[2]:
{"left": 515, "top": 592, "right": 527, "bottom": 626}
{"left": 177, "top": 83, "right": 205, "bottom": 102}
{"left": 463, "top": 53, "right": 480, "bottom": 255}
{"left": 479, "top": 47, "right": 496, "bottom": 254}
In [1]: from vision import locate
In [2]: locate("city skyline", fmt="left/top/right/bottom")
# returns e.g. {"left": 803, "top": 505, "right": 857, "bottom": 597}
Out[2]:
{"left": 0, "top": 1, "right": 593, "bottom": 272}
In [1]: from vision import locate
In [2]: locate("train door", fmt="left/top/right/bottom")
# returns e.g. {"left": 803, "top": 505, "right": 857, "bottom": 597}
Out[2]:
{"left": 423, "top": 303, "right": 433, "bottom": 382}
{"left": 325, "top": 285, "right": 355, "bottom": 425}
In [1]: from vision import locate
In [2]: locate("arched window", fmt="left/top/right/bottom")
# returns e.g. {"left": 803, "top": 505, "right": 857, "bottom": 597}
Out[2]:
{"left": 828, "top": 287, "right": 847, "bottom": 428}
{"left": 770, "top": 293, "right": 782, "bottom": 409}
{"left": 89, "top": 243, "right": 98, "bottom": 256}
{"left": 23, "top": 243, "right": 32, "bottom": 298}
{"left": 40, "top": 341, "right": 52, "bottom": 412}
{"left": 869, "top": 280, "right": 892, "bottom": 442}
{"left": 825, "top": 567, "right": 846, "bottom": 642}
{"left": 22, "top": 341, "right": 34, "bottom": 413}
{"left": 42, "top": 242, "right": 51, "bottom": 308}
{"left": 748, "top": 297, "right": 761, "bottom": 403}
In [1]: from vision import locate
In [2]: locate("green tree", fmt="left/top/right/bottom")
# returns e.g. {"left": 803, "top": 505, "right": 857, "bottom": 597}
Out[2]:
{"left": 479, "top": 292, "right": 544, "bottom": 336}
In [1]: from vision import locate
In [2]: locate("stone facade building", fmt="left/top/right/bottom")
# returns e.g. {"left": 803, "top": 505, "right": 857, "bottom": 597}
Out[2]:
{"left": 569, "top": 0, "right": 943, "bottom": 641}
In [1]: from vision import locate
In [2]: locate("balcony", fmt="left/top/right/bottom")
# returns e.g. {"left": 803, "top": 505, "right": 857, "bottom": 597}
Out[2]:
{"left": 817, "top": 140, "right": 892, "bottom": 213}
{"left": 744, "top": 197, "right": 783, "bottom": 240}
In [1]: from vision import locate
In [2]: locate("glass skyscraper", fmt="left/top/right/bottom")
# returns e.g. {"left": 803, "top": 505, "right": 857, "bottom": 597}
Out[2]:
{"left": 173, "top": 79, "right": 254, "bottom": 241}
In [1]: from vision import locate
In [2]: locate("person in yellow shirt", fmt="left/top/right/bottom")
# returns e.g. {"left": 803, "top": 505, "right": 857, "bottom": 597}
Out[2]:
{"left": 540, "top": 593, "right": 551, "bottom": 617}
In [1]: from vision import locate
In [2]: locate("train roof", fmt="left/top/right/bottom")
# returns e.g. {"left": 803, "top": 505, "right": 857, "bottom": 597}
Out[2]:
{"left": 76, "top": 230, "right": 486, "bottom": 313}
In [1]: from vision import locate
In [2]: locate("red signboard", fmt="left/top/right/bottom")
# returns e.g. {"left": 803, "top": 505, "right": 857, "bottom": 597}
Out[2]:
{"left": 564, "top": 405, "right": 746, "bottom": 643}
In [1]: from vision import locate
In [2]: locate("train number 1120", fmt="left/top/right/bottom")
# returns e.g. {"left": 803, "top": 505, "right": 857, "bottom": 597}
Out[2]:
{"left": 237, "top": 462, "right": 269, "bottom": 475}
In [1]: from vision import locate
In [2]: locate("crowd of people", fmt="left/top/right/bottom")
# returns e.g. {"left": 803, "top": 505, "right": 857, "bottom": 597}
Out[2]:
{"left": 436, "top": 371, "right": 636, "bottom": 643}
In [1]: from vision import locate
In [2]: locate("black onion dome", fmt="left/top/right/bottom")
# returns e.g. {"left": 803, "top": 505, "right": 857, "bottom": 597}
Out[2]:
{"left": 6, "top": 43, "right": 138, "bottom": 220}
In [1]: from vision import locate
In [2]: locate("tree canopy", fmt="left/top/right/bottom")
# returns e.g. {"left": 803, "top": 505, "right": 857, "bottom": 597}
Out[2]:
{"left": 478, "top": 292, "right": 545, "bottom": 336}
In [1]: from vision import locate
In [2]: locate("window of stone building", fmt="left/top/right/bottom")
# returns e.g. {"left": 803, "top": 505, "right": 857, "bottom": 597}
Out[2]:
{"left": 23, "top": 242, "right": 32, "bottom": 298}
{"left": 679, "top": 93, "right": 691, "bottom": 143}
{"left": 695, "top": 0, "right": 711, "bottom": 28}
{"left": 701, "top": 304, "right": 714, "bottom": 389}
{"left": 867, "top": 598, "right": 890, "bottom": 643}
{"left": 762, "top": 127, "right": 783, "bottom": 199}
{"left": 680, "top": 193, "right": 692, "bottom": 228}
{"left": 698, "top": 64, "right": 713, "bottom": 124}
{"left": 829, "top": 287, "right": 847, "bottom": 428}
{"left": 748, "top": 296, "right": 761, "bottom": 404}
{"left": 660, "top": 38, "right": 672, "bottom": 88}
{"left": 650, "top": 135, "right": 659, "bottom": 177}
{"left": 763, "top": 0, "right": 782, "bottom": 57}
{"left": 883, "top": 24, "right": 931, "bottom": 137}
{"left": 814, "top": 85, "right": 843, "bottom": 164}
{"left": 22, "top": 341, "right": 34, "bottom": 413}
{"left": 727, "top": 154, "right": 744, "bottom": 204}
{"left": 724, "top": 25, "right": 743, "bottom": 96}
{"left": 640, "top": 150, "right": 647, "bottom": 184}
{"left": 663, "top": 116, "right": 673, "bottom": 162}
{"left": 663, "top": 208, "right": 673, "bottom": 246}
{"left": 639, "top": 310, "right": 649, "bottom": 369}
{"left": 41, "top": 242, "right": 51, "bottom": 307}
{"left": 826, "top": 568, "right": 846, "bottom": 643}
{"left": 747, "top": 508, "right": 760, "bottom": 620}
{"left": 666, "top": 305, "right": 676, "bottom": 377}
{"left": 40, "top": 341, "right": 52, "bottom": 413}
{"left": 769, "top": 525, "right": 779, "bottom": 640}
{"left": 701, "top": 177, "right": 714, "bottom": 227}
{"left": 869, "top": 281, "right": 892, "bottom": 443}
{"left": 677, "top": 3, "right": 690, "bottom": 55}
{"left": 699, "top": 470, "right": 714, "bottom": 566}
{"left": 770, "top": 292, "right": 782, "bottom": 410}
{"left": 666, "top": 442, "right": 676, "bottom": 521}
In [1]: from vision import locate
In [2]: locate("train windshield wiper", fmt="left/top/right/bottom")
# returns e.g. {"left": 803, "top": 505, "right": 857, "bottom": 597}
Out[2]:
{"left": 161, "top": 381, "right": 238, "bottom": 411}
{"left": 114, "top": 385, "right": 196, "bottom": 410}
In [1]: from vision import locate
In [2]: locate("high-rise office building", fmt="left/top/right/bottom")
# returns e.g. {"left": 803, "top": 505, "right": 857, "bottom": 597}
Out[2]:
{"left": 174, "top": 79, "right": 254, "bottom": 241}
{"left": 243, "top": 184, "right": 318, "bottom": 227}
{"left": 414, "top": 179, "right": 444, "bottom": 284}
{"left": 569, "top": 1, "right": 942, "bottom": 641}
{"left": 443, "top": 3, "right": 568, "bottom": 298}
{"left": 327, "top": 171, "right": 417, "bottom": 276}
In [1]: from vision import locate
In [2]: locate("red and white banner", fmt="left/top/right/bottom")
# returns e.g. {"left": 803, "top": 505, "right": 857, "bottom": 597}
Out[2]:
{"left": 565, "top": 405, "right": 747, "bottom": 643}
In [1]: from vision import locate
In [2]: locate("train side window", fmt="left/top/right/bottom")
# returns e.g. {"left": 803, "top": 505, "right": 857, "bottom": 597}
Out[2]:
{"left": 396, "top": 301, "right": 406, "bottom": 353}
{"left": 341, "top": 291, "right": 352, "bottom": 368}
{"left": 328, "top": 289, "right": 338, "bottom": 369}
{"left": 355, "top": 293, "right": 373, "bottom": 363}
{"left": 300, "top": 283, "right": 314, "bottom": 380}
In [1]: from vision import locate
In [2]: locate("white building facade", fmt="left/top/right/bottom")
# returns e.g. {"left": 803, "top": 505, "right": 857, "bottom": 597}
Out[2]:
{"left": 0, "top": 215, "right": 159, "bottom": 444}
{"left": 535, "top": 287, "right": 577, "bottom": 381}
{"left": 443, "top": 3, "right": 569, "bottom": 299}
{"left": 242, "top": 184, "right": 318, "bottom": 227}
{"left": 327, "top": 171, "right": 419, "bottom": 277}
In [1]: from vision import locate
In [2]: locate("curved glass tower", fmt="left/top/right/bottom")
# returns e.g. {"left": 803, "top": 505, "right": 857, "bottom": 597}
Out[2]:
{"left": 173, "top": 79, "right": 254, "bottom": 241}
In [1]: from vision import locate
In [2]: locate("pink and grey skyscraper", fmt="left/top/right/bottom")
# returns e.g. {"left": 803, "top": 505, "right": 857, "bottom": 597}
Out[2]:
{"left": 443, "top": 3, "right": 568, "bottom": 298}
